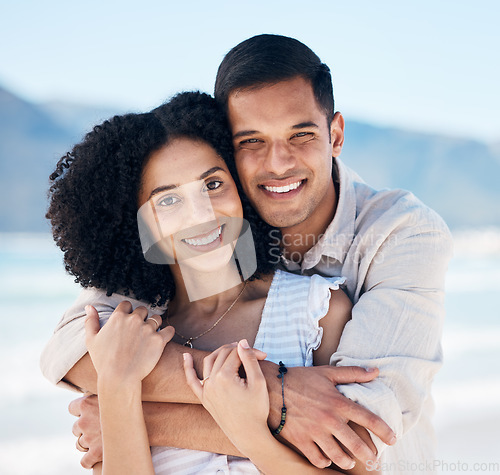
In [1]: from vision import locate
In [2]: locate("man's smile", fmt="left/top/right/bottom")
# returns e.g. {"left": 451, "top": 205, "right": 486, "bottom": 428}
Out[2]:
{"left": 258, "top": 179, "right": 306, "bottom": 198}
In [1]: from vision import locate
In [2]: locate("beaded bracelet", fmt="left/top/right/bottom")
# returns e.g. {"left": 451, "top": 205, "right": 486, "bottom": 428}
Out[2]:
{"left": 273, "top": 361, "right": 288, "bottom": 435}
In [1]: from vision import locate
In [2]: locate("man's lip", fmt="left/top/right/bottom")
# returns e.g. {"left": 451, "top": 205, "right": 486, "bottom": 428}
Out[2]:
{"left": 259, "top": 178, "right": 305, "bottom": 188}
{"left": 258, "top": 179, "right": 306, "bottom": 196}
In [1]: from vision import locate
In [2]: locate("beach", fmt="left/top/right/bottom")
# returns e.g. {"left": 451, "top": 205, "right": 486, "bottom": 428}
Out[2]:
{"left": 0, "top": 232, "right": 499, "bottom": 474}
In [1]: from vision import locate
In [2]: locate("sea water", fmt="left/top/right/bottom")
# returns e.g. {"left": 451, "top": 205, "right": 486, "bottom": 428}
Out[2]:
{"left": 0, "top": 233, "right": 499, "bottom": 474}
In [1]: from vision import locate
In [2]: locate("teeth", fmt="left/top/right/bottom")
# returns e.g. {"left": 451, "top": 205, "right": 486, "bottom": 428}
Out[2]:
{"left": 263, "top": 181, "right": 302, "bottom": 193}
{"left": 183, "top": 227, "right": 222, "bottom": 247}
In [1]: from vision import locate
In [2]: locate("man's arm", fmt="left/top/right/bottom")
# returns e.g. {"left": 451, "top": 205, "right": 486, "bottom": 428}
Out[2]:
{"left": 45, "top": 291, "right": 395, "bottom": 469}
{"left": 331, "top": 217, "right": 453, "bottom": 456}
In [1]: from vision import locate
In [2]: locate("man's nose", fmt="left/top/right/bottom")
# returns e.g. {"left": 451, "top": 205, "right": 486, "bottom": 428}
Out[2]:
{"left": 263, "top": 141, "right": 296, "bottom": 176}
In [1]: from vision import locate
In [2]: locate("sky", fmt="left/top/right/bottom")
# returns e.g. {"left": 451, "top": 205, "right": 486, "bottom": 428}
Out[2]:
{"left": 1, "top": 0, "right": 499, "bottom": 142}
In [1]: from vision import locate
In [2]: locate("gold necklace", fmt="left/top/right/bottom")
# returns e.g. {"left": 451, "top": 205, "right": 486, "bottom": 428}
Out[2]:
{"left": 165, "top": 281, "right": 247, "bottom": 348}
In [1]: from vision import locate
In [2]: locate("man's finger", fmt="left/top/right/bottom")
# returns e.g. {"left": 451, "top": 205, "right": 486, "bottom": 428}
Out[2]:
{"left": 183, "top": 353, "right": 203, "bottom": 400}
{"left": 68, "top": 397, "right": 84, "bottom": 417}
{"left": 313, "top": 435, "right": 356, "bottom": 471}
{"left": 80, "top": 451, "right": 101, "bottom": 470}
{"left": 326, "top": 365, "right": 379, "bottom": 384}
{"left": 295, "top": 440, "right": 333, "bottom": 469}
{"left": 348, "top": 405, "right": 397, "bottom": 446}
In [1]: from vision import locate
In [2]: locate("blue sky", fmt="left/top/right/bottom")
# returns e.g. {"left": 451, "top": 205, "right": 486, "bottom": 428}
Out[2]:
{"left": 1, "top": 0, "right": 499, "bottom": 142}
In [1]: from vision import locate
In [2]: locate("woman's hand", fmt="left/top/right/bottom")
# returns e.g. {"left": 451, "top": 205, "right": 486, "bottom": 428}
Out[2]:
{"left": 84, "top": 303, "right": 175, "bottom": 389}
{"left": 183, "top": 340, "right": 269, "bottom": 452}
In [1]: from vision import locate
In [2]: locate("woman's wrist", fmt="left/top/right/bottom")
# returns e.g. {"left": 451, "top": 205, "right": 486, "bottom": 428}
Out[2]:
{"left": 97, "top": 376, "right": 143, "bottom": 402}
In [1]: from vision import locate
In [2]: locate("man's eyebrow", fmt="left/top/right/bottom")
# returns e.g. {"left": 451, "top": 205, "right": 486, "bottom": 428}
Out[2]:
{"left": 291, "top": 121, "right": 319, "bottom": 130}
{"left": 233, "top": 130, "right": 259, "bottom": 140}
{"left": 148, "top": 166, "right": 225, "bottom": 200}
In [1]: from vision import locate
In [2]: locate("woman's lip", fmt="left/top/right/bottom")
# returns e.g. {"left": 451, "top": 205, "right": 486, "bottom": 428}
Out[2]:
{"left": 180, "top": 225, "right": 224, "bottom": 250}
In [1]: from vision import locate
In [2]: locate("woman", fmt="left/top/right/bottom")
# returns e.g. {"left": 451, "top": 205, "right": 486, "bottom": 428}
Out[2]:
{"left": 46, "top": 92, "right": 377, "bottom": 474}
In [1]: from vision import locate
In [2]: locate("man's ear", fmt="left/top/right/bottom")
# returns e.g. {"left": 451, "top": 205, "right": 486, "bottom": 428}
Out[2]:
{"left": 330, "top": 112, "right": 345, "bottom": 158}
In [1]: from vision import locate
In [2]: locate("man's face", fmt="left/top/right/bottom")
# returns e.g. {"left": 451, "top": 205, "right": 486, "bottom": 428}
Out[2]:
{"left": 227, "top": 76, "right": 343, "bottom": 231}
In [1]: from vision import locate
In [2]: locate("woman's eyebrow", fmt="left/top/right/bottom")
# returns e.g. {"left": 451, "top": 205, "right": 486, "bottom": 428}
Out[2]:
{"left": 199, "top": 166, "right": 225, "bottom": 180}
{"left": 148, "top": 184, "right": 177, "bottom": 201}
{"left": 148, "top": 167, "right": 226, "bottom": 200}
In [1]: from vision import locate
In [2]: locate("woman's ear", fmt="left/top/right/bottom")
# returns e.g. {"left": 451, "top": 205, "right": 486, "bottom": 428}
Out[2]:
{"left": 330, "top": 112, "right": 345, "bottom": 158}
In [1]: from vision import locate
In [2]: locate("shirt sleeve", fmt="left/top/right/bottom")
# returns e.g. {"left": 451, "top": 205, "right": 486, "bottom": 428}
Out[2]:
{"left": 330, "top": 212, "right": 453, "bottom": 456}
{"left": 39, "top": 287, "right": 165, "bottom": 392}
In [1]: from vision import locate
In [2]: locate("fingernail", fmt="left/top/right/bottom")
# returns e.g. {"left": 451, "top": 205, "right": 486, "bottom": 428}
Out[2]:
{"left": 389, "top": 435, "right": 397, "bottom": 445}
{"left": 347, "top": 460, "right": 356, "bottom": 469}
{"left": 366, "top": 367, "right": 377, "bottom": 372}
{"left": 84, "top": 305, "right": 90, "bottom": 313}
{"left": 240, "top": 339, "right": 250, "bottom": 349}
{"left": 182, "top": 353, "right": 188, "bottom": 361}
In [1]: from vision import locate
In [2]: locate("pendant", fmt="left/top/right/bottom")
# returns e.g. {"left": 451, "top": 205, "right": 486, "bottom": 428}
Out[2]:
{"left": 184, "top": 339, "right": 193, "bottom": 348}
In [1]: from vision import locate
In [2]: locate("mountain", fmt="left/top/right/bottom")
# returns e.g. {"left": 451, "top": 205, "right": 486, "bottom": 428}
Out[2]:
{"left": 342, "top": 122, "right": 500, "bottom": 228}
{"left": 1, "top": 85, "right": 499, "bottom": 232}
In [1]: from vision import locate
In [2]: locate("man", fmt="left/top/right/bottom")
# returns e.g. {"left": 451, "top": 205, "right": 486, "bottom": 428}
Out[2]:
{"left": 41, "top": 34, "right": 452, "bottom": 473}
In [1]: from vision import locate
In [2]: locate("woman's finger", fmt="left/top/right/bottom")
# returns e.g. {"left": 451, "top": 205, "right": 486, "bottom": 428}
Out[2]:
{"left": 183, "top": 353, "right": 203, "bottom": 401}
{"left": 84, "top": 305, "right": 100, "bottom": 346}
{"left": 237, "top": 340, "right": 266, "bottom": 387}
{"left": 145, "top": 314, "right": 162, "bottom": 332}
{"left": 202, "top": 343, "right": 237, "bottom": 378}
{"left": 159, "top": 325, "right": 175, "bottom": 345}
{"left": 209, "top": 345, "right": 239, "bottom": 377}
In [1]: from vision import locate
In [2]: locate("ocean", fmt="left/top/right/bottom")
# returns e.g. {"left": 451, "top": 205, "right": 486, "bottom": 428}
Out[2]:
{"left": 0, "top": 232, "right": 499, "bottom": 474}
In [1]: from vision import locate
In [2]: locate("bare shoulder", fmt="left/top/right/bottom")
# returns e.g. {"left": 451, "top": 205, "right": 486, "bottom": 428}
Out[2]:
{"left": 314, "top": 288, "right": 353, "bottom": 366}
{"left": 245, "top": 273, "right": 274, "bottom": 302}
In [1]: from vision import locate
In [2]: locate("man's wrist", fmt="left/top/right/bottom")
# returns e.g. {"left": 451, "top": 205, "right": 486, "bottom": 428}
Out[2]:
{"left": 259, "top": 359, "right": 282, "bottom": 428}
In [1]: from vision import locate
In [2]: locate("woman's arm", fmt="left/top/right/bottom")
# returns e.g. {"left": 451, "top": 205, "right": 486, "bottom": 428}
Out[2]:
{"left": 84, "top": 306, "right": 174, "bottom": 475}
{"left": 184, "top": 340, "right": 344, "bottom": 474}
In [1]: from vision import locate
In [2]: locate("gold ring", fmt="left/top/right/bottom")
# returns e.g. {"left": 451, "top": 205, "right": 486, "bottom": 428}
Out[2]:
{"left": 76, "top": 434, "right": 89, "bottom": 453}
{"left": 146, "top": 317, "right": 161, "bottom": 331}
{"left": 200, "top": 376, "right": 210, "bottom": 386}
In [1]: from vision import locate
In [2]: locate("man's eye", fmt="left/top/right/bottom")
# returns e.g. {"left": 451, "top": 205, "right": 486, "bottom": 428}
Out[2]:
{"left": 238, "top": 138, "right": 264, "bottom": 150}
{"left": 291, "top": 132, "right": 314, "bottom": 143}
{"left": 158, "top": 195, "right": 180, "bottom": 207}
{"left": 204, "top": 180, "right": 223, "bottom": 191}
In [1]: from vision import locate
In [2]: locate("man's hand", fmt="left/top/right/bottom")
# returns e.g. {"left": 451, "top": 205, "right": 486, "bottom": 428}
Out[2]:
{"left": 266, "top": 365, "right": 397, "bottom": 470}
{"left": 69, "top": 395, "right": 103, "bottom": 469}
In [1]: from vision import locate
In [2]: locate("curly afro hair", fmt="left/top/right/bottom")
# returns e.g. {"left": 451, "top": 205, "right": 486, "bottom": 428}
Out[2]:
{"left": 47, "top": 92, "right": 280, "bottom": 306}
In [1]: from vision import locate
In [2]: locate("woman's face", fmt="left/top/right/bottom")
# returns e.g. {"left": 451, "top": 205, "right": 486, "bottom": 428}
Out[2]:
{"left": 137, "top": 137, "right": 244, "bottom": 267}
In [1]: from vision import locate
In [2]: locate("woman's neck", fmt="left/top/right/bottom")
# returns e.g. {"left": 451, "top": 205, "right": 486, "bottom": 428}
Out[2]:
{"left": 168, "top": 256, "right": 246, "bottom": 317}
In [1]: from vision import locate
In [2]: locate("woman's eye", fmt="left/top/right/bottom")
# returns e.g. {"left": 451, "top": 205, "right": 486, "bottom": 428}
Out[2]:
{"left": 204, "top": 180, "right": 223, "bottom": 192}
{"left": 158, "top": 195, "right": 180, "bottom": 207}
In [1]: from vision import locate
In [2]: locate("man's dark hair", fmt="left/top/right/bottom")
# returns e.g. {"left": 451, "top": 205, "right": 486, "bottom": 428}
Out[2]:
{"left": 214, "top": 34, "right": 335, "bottom": 124}
{"left": 46, "top": 92, "right": 278, "bottom": 307}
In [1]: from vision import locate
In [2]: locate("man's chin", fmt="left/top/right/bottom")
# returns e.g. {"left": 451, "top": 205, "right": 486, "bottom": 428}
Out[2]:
{"left": 257, "top": 208, "right": 308, "bottom": 230}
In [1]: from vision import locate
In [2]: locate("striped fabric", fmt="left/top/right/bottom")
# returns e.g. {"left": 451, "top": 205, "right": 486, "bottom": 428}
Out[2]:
{"left": 151, "top": 270, "right": 346, "bottom": 474}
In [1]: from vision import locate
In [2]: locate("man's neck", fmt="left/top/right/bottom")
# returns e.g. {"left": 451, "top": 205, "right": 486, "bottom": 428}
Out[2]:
{"left": 280, "top": 178, "right": 338, "bottom": 262}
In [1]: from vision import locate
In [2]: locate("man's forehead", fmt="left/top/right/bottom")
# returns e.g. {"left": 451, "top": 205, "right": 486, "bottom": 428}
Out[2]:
{"left": 227, "top": 78, "right": 325, "bottom": 132}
